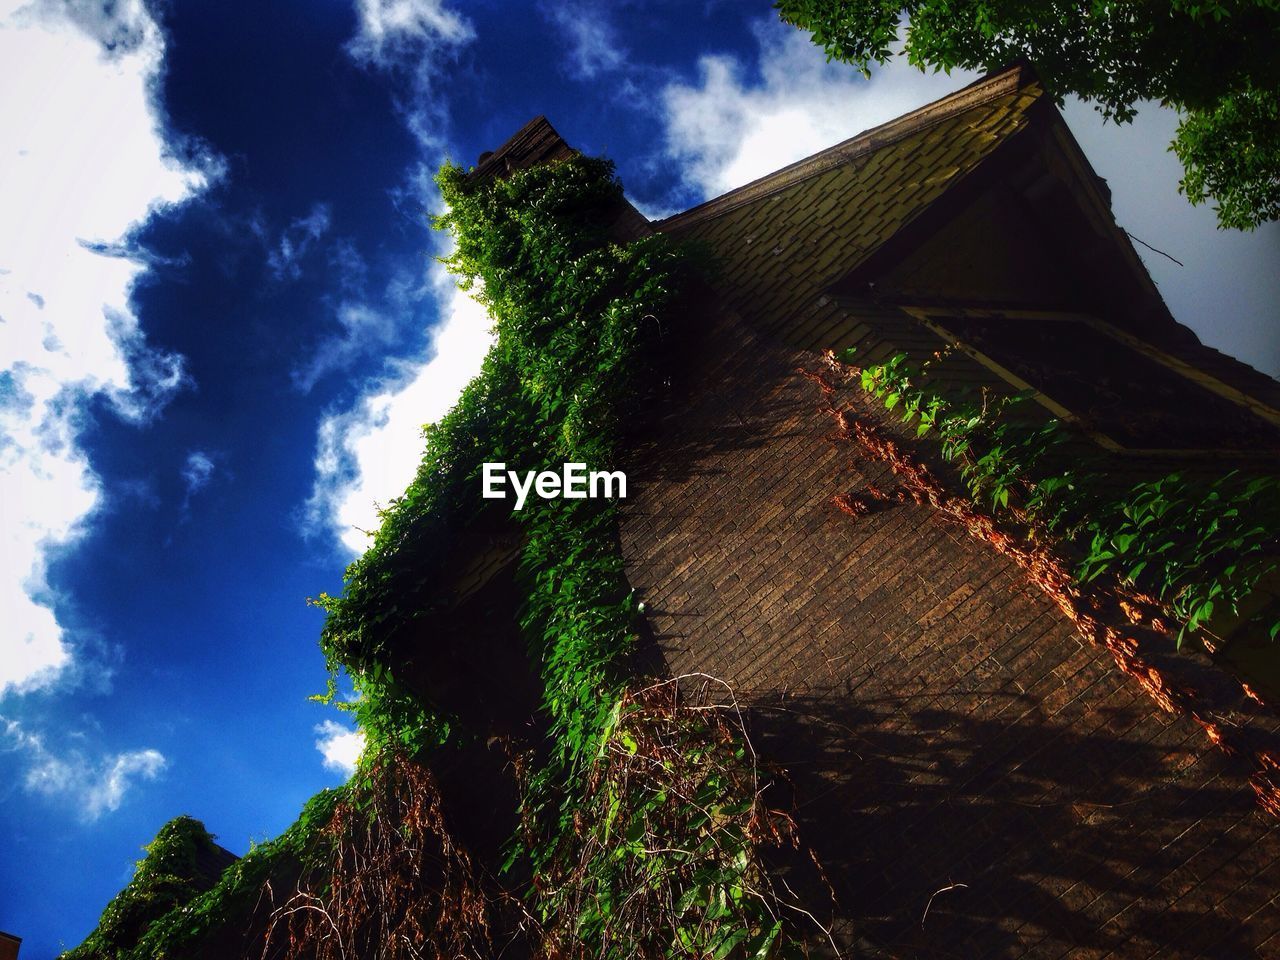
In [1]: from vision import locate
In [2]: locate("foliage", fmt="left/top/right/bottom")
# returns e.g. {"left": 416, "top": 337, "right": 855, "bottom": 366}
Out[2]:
{"left": 1072, "top": 472, "right": 1280, "bottom": 639}
{"left": 315, "top": 156, "right": 692, "bottom": 687}
{"left": 319, "top": 153, "right": 812, "bottom": 956}
{"left": 422, "top": 156, "right": 818, "bottom": 956}
{"left": 1173, "top": 83, "right": 1280, "bottom": 230}
{"left": 859, "top": 351, "right": 1064, "bottom": 513}
{"left": 775, "top": 0, "right": 1280, "bottom": 228}
{"left": 62, "top": 817, "right": 229, "bottom": 960}
{"left": 62, "top": 791, "right": 345, "bottom": 960}
{"left": 128, "top": 787, "right": 345, "bottom": 959}
{"left": 519, "top": 500, "right": 639, "bottom": 775}
{"left": 260, "top": 751, "right": 501, "bottom": 960}
{"left": 530, "top": 681, "right": 808, "bottom": 959}
{"left": 857, "top": 349, "right": 1280, "bottom": 644}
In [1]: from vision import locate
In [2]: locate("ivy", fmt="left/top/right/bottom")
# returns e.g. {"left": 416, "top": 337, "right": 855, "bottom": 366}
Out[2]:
{"left": 63, "top": 790, "right": 345, "bottom": 960}
{"left": 528, "top": 683, "right": 807, "bottom": 960}
{"left": 857, "top": 348, "right": 1280, "bottom": 645}
{"left": 314, "top": 156, "right": 693, "bottom": 685}
{"left": 422, "top": 156, "right": 805, "bottom": 955}
{"left": 62, "top": 816, "right": 229, "bottom": 960}
{"left": 129, "top": 788, "right": 345, "bottom": 959}
{"left": 72, "top": 153, "right": 817, "bottom": 958}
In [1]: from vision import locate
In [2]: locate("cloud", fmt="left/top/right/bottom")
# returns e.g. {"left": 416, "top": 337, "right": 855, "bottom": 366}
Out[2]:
{"left": 269, "top": 218, "right": 405, "bottom": 393}
{"left": 3, "top": 717, "right": 167, "bottom": 821}
{"left": 299, "top": 1, "right": 486, "bottom": 555}
{"left": 293, "top": 262, "right": 436, "bottom": 393}
{"left": 265, "top": 203, "right": 332, "bottom": 281}
{"left": 328, "top": 238, "right": 370, "bottom": 296}
{"left": 544, "top": 3, "right": 625, "bottom": 79}
{"left": 347, "top": 0, "right": 472, "bottom": 66}
{"left": 314, "top": 719, "right": 365, "bottom": 776}
{"left": 307, "top": 264, "right": 492, "bottom": 554}
{"left": 661, "top": 21, "right": 977, "bottom": 200}
{"left": 0, "top": 0, "right": 214, "bottom": 698}
{"left": 293, "top": 301, "right": 398, "bottom": 393}
{"left": 181, "top": 450, "right": 216, "bottom": 496}
{"left": 346, "top": 0, "right": 474, "bottom": 150}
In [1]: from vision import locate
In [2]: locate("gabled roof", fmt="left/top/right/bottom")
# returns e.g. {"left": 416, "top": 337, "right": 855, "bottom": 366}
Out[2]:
{"left": 657, "top": 63, "right": 1037, "bottom": 234}
{"left": 650, "top": 62, "right": 1280, "bottom": 408}
{"left": 471, "top": 66, "right": 1278, "bottom": 416}
{"left": 652, "top": 65, "right": 1048, "bottom": 339}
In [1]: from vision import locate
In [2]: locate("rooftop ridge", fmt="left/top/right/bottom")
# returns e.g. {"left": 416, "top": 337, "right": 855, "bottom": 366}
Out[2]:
{"left": 656, "top": 63, "right": 1034, "bottom": 234}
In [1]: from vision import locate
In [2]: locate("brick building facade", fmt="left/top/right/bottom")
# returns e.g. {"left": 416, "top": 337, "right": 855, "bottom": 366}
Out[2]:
{"left": 592, "top": 64, "right": 1280, "bottom": 957}
{"left": 68, "top": 63, "right": 1280, "bottom": 960}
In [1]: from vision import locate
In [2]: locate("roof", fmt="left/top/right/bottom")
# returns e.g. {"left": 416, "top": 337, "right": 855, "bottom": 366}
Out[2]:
{"left": 650, "top": 64, "right": 1280, "bottom": 413}
{"left": 466, "top": 64, "right": 1278, "bottom": 481}
{"left": 654, "top": 65, "right": 1045, "bottom": 342}
{"left": 657, "top": 64, "right": 1036, "bottom": 234}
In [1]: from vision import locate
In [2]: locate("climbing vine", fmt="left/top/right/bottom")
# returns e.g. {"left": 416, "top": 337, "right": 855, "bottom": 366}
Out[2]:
{"left": 314, "top": 156, "right": 692, "bottom": 682}
{"left": 855, "top": 348, "right": 1280, "bottom": 644}
{"left": 420, "top": 155, "right": 816, "bottom": 956}
{"left": 65, "top": 789, "right": 346, "bottom": 960}
{"left": 71, "top": 154, "right": 825, "bottom": 958}
{"left": 62, "top": 816, "right": 233, "bottom": 960}
{"left": 527, "top": 680, "right": 809, "bottom": 960}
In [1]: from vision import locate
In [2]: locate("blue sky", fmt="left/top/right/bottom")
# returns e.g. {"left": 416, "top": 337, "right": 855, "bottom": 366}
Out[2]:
{"left": 1, "top": 1, "right": 1276, "bottom": 956}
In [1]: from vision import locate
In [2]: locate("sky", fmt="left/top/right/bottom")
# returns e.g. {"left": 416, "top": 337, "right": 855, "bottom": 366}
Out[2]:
{"left": 0, "top": 1, "right": 1276, "bottom": 956}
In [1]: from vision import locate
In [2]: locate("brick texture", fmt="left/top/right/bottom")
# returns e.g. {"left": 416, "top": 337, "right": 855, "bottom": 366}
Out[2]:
{"left": 619, "top": 307, "right": 1280, "bottom": 958}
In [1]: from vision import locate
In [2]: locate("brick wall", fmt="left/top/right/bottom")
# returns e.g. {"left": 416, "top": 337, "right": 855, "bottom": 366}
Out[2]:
{"left": 619, "top": 306, "right": 1280, "bottom": 958}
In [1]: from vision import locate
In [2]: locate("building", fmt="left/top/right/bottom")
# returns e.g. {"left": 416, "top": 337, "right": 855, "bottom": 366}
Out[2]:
{"left": 604, "top": 62, "right": 1280, "bottom": 956}
{"left": 67, "top": 63, "right": 1280, "bottom": 959}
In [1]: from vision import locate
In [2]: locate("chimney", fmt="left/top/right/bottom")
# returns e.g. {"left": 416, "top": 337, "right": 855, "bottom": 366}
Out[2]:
{"left": 0, "top": 931, "right": 20, "bottom": 960}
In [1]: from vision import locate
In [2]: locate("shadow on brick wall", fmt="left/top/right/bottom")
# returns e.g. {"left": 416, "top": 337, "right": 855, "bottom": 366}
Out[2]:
{"left": 744, "top": 692, "right": 1268, "bottom": 959}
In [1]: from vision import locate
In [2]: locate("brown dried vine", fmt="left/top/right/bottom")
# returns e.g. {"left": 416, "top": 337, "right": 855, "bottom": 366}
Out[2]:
{"left": 528, "top": 676, "right": 834, "bottom": 959}
{"left": 802, "top": 355, "right": 1280, "bottom": 820}
{"left": 259, "top": 753, "right": 508, "bottom": 960}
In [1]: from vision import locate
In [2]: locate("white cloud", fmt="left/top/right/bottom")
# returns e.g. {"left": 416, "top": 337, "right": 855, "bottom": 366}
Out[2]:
{"left": 314, "top": 719, "right": 365, "bottom": 776}
{"left": 81, "top": 749, "right": 167, "bottom": 818}
{"left": 181, "top": 450, "right": 216, "bottom": 495}
{"left": 3, "top": 716, "right": 167, "bottom": 821}
{"left": 266, "top": 203, "right": 332, "bottom": 281}
{"left": 301, "top": 1, "right": 486, "bottom": 555}
{"left": 293, "top": 301, "right": 397, "bottom": 393}
{"left": 661, "top": 21, "right": 977, "bottom": 199}
{"left": 0, "top": 0, "right": 214, "bottom": 697}
{"left": 308, "top": 265, "right": 492, "bottom": 554}
{"left": 545, "top": 3, "right": 625, "bottom": 80}
{"left": 347, "top": 0, "right": 472, "bottom": 65}
{"left": 346, "top": 0, "right": 474, "bottom": 150}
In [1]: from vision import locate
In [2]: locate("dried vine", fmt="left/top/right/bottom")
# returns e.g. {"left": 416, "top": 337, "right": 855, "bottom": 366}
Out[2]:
{"left": 260, "top": 752, "right": 505, "bottom": 960}
{"left": 528, "top": 677, "right": 827, "bottom": 959}
{"left": 802, "top": 354, "right": 1280, "bottom": 818}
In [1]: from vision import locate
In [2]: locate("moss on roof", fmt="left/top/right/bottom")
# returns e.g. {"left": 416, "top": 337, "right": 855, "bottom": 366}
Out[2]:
{"left": 661, "top": 82, "right": 1042, "bottom": 347}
